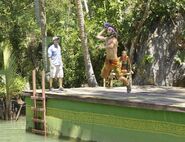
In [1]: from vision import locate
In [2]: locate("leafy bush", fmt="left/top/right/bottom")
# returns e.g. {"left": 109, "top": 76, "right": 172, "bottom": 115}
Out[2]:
{"left": 0, "top": 75, "right": 26, "bottom": 96}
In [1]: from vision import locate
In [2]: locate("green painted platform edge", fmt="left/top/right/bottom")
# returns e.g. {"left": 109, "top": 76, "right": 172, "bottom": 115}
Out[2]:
{"left": 25, "top": 97, "right": 185, "bottom": 124}
{"left": 45, "top": 116, "right": 185, "bottom": 142}
{"left": 26, "top": 104, "right": 185, "bottom": 137}
{"left": 46, "top": 107, "right": 185, "bottom": 137}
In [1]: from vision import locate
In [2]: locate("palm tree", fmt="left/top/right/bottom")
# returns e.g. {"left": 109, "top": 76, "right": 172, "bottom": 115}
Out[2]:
{"left": 0, "top": 42, "right": 26, "bottom": 120}
{"left": 0, "top": 42, "right": 17, "bottom": 120}
{"left": 75, "top": 0, "right": 98, "bottom": 87}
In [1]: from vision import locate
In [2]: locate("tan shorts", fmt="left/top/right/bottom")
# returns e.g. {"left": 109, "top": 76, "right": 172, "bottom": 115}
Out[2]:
{"left": 101, "top": 58, "right": 122, "bottom": 79}
{"left": 50, "top": 65, "right": 63, "bottom": 78}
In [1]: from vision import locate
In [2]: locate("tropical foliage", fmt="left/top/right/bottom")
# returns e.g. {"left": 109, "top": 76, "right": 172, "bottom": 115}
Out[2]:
{"left": 0, "top": 0, "right": 184, "bottom": 92}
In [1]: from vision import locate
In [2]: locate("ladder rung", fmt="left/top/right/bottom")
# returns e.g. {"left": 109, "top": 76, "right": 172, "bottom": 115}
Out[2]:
{"left": 32, "top": 118, "right": 45, "bottom": 123}
{"left": 32, "top": 129, "right": 46, "bottom": 135}
{"left": 31, "top": 96, "right": 45, "bottom": 100}
{"left": 31, "top": 107, "right": 45, "bottom": 112}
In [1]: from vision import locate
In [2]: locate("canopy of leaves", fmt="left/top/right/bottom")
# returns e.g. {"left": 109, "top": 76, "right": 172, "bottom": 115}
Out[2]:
{"left": 0, "top": 0, "right": 184, "bottom": 89}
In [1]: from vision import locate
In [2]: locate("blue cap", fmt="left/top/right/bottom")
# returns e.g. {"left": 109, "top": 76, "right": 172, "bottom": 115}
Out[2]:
{"left": 104, "top": 22, "right": 112, "bottom": 28}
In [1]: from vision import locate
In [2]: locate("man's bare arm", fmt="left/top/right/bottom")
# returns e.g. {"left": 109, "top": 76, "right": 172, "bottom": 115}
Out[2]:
{"left": 49, "top": 58, "right": 52, "bottom": 65}
{"left": 96, "top": 29, "right": 106, "bottom": 41}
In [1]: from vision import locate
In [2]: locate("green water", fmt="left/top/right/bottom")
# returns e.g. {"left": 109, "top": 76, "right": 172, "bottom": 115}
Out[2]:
{"left": 2, "top": 117, "right": 185, "bottom": 142}
{"left": 0, "top": 117, "right": 69, "bottom": 142}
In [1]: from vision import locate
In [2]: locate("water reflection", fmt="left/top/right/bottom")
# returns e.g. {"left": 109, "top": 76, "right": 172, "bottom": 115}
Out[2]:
{"left": 0, "top": 117, "right": 66, "bottom": 142}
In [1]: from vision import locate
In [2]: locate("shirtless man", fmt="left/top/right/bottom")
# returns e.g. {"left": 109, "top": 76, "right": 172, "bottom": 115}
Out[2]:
{"left": 96, "top": 23, "right": 131, "bottom": 93}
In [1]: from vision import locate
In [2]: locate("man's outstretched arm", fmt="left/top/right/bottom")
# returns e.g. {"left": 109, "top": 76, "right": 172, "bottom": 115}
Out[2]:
{"left": 96, "top": 29, "right": 106, "bottom": 41}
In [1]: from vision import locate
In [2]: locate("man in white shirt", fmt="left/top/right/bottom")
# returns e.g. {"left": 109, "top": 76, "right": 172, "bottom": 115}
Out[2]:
{"left": 48, "top": 36, "right": 64, "bottom": 91}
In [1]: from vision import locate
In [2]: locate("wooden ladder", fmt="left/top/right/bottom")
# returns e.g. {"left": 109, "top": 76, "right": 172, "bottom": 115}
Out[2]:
{"left": 31, "top": 69, "right": 47, "bottom": 136}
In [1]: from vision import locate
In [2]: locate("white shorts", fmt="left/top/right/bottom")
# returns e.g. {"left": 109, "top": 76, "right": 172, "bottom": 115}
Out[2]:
{"left": 50, "top": 65, "right": 63, "bottom": 78}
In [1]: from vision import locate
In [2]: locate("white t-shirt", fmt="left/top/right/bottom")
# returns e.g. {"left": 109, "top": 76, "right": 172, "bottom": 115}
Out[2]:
{"left": 48, "top": 44, "right": 63, "bottom": 66}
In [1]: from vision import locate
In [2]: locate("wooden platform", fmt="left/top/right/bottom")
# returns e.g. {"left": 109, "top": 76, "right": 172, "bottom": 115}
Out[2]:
{"left": 25, "top": 86, "right": 185, "bottom": 141}
{"left": 24, "top": 85, "right": 185, "bottom": 113}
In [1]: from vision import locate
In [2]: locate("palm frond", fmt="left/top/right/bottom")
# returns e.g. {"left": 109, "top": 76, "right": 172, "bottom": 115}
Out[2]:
{"left": 2, "top": 46, "right": 18, "bottom": 96}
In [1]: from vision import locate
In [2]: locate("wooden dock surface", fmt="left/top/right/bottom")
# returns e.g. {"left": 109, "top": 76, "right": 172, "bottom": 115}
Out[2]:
{"left": 24, "top": 85, "right": 185, "bottom": 112}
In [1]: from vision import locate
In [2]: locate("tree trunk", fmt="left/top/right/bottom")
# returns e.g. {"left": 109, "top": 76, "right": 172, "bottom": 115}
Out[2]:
{"left": 83, "top": 0, "right": 89, "bottom": 13}
{"left": 134, "top": 14, "right": 185, "bottom": 86}
{"left": 5, "top": 74, "right": 11, "bottom": 120}
{"left": 129, "top": 0, "right": 151, "bottom": 64}
{"left": 34, "top": 0, "right": 40, "bottom": 26}
{"left": 75, "top": 0, "right": 98, "bottom": 87}
{"left": 3, "top": 44, "right": 12, "bottom": 120}
{"left": 40, "top": 0, "right": 47, "bottom": 71}
{"left": 5, "top": 98, "right": 11, "bottom": 120}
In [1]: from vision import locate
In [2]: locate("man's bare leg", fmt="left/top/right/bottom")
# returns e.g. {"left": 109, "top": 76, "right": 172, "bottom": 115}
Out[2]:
{"left": 59, "top": 78, "right": 64, "bottom": 91}
{"left": 103, "top": 78, "right": 106, "bottom": 87}
{"left": 49, "top": 78, "right": 54, "bottom": 91}
{"left": 119, "top": 76, "right": 131, "bottom": 93}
